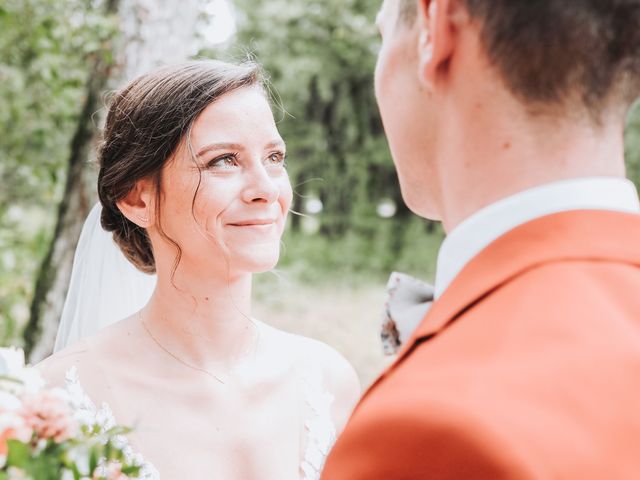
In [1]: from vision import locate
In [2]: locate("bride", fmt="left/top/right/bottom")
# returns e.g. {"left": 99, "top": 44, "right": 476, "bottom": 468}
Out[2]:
{"left": 38, "top": 60, "right": 360, "bottom": 479}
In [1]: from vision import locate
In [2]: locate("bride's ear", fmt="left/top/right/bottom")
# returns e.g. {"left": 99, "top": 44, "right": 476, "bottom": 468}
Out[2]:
{"left": 116, "top": 179, "right": 156, "bottom": 228}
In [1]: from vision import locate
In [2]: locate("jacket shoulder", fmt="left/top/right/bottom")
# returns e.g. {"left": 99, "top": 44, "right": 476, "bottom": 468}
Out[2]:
{"left": 323, "top": 398, "right": 534, "bottom": 479}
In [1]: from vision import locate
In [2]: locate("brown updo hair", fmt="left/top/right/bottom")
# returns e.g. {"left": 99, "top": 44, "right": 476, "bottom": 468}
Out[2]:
{"left": 97, "top": 60, "right": 263, "bottom": 274}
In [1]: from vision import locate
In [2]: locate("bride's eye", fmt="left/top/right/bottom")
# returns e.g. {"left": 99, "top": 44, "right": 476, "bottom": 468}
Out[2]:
{"left": 207, "top": 153, "right": 239, "bottom": 170}
{"left": 266, "top": 151, "right": 287, "bottom": 168}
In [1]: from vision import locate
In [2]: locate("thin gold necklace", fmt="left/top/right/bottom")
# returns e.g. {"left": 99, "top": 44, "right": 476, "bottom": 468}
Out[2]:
{"left": 139, "top": 311, "right": 227, "bottom": 384}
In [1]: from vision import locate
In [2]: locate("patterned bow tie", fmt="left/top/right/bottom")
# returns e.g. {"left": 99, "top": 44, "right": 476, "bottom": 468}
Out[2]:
{"left": 380, "top": 272, "right": 435, "bottom": 355}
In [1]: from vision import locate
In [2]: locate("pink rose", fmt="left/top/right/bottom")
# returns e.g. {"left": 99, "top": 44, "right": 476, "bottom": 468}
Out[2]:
{"left": 21, "top": 390, "right": 77, "bottom": 443}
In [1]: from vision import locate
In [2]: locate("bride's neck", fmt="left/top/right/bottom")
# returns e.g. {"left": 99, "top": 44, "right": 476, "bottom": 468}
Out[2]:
{"left": 141, "top": 272, "right": 255, "bottom": 366}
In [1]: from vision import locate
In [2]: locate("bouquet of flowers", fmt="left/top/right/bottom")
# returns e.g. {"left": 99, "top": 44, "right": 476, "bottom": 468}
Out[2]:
{"left": 0, "top": 347, "right": 140, "bottom": 480}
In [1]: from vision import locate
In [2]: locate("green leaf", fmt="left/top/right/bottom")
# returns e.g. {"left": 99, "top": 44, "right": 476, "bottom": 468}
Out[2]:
{"left": 121, "top": 465, "right": 142, "bottom": 476}
{"left": 89, "top": 445, "right": 99, "bottom": 474}
{"left": 24, "top": 453, "right": 61, "bottom": 480}
{"left": 6, "top": 439, "right": 30, "bottom": 468}
{"left": 104, "top": 425, "right": 132, "bottom": 437}
{"left": 71, "top": 463, "right": 81, "bottom": 480}
{"left": 0, "top": 375, "right": 23, "bottom": 384}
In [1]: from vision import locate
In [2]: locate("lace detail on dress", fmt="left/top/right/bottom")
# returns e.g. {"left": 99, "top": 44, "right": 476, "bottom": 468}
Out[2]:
{"left": 299, "top": 365, "right": 336, "bottom": 480}
{"left": 64, "top": 367, "right": 160, "bottom": 479}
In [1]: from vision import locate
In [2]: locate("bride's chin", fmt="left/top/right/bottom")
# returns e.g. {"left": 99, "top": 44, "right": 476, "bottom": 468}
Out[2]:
{"left": 228, "top": 247, "right": 282, "bottom": 274}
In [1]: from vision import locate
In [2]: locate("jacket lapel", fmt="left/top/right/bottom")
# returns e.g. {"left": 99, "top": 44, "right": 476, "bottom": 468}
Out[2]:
{"left": 361, "top": 210, "right": 640, "bottom": 400}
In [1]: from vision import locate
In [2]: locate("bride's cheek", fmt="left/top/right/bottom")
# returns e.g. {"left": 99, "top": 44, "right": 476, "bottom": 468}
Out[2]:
{"left": 278, "top": 177, "right": 294, "bottom": 211}
{"left": 199, "top": 203, "right": 219, "bottom": 239}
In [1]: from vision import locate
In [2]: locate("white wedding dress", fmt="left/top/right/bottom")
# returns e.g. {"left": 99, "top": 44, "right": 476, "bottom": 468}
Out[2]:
{"left": 55, "top": 204, "right": 337, "bottom": 479}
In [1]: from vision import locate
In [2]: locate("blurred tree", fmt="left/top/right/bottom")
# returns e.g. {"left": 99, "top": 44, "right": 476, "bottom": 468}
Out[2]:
{"left": 21, "top": 0, "right": 122, "bottom": 361}
{"left": 0, "top": 0, "right": 119, "bottom": 350}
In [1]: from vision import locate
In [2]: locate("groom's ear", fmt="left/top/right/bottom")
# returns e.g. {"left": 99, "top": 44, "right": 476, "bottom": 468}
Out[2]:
{"left": 416, "top": 0, "right": 468, "bottom": 90}
{"left": 116, "top": 179, "right": 155, "bottom": 228}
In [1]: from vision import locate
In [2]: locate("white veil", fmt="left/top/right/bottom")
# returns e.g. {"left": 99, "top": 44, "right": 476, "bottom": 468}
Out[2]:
{"left": 54, "top": 203, "right": 156, "bottom": 352}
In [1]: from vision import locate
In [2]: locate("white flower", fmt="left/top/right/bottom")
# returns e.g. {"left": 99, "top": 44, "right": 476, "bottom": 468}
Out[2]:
{"left": 13, "top": 366, "right": 46, "bottom": 394}
{"left": 0, "top": 394, "right": 32, "bottom": 447}
{"left": 0, "top": 391, "right": 21, "bottom": 411}
{"left": 6, "top": 466, "right": 28, "bottom": 480}
{"left": 94, "top": 460, "right": 130, "bottom": 480}
{"left": 34, "top": 438, "right": 48, "bottom": 454}
{"left": 0, "top": 348, "right": 25, "bottom": 376}
{"left": 0, "top": 347, "right": 45, "bottom": 396}
{"left": 0, "top": 412, "right": 21, "bottom": 433}
{"left": 0, "top": 379, "right": 21, "bottom": 397}
{"left": 95, "top": 403, "right": 117, "bottom": 431}
{"left": 67, "top": 444, "right": 91, "bottom": 474}
{"left": 0, "top": 412, "right": 32, "bottom": 444}
{"left": 61, "top": 470, "right": 75, "bottom": 480}
{"left": 73, "top": 408, "right": 97, "bottom": 428}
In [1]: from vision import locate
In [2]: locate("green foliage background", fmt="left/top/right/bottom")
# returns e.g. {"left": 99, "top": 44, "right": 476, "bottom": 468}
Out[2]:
{"left": 1, "top": 0, "right": 640, "bottom": 346}
{"left": 0, "top": 0, "right": 116, "bottom": 345}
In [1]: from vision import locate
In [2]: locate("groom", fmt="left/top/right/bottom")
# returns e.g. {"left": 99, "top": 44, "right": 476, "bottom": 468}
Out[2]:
{"left": 323, "top": 0, "right": 640, "bottom": 478}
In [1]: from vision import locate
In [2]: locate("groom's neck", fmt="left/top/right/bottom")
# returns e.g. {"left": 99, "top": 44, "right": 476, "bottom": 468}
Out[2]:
{"left": 435, "top": 96, "right": 627, "bottom": 232}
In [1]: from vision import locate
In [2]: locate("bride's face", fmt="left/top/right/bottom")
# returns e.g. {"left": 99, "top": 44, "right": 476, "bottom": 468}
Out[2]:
{"left": 154, "top": 86, "right": 293, "bottom": 278}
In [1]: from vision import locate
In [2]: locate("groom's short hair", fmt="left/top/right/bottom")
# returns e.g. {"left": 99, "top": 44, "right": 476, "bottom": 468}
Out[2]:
{"left": 398, "top": 0, "right": 640, "bottom": 119}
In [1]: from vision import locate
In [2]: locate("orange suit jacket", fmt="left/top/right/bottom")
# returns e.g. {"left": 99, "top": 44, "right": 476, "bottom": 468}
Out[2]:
{"left": 322, "top": 210, "right": 640, "bottom": 479}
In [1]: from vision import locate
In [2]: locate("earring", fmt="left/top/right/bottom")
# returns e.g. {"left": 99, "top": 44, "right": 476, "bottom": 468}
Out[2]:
{"left": 137, "top": 214, "right": 149, "bottom": 223}
{"left": 424, "top": 43, "right": 434, "bottom": 62}
{"left": 419, "top": 30, "right": 433, "bottom": 62}
{"left": 420, "top": 30, "right": 430, "bottom": 47}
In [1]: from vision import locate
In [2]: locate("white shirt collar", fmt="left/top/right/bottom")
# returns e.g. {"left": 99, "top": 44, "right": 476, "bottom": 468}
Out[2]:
{"left": 434, "top": 177, "right": 640, "bottom": 299}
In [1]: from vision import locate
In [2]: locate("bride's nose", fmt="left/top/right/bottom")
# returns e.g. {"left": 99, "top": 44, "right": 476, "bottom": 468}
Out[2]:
{"left": 241, "top": 164, "right": 280, "bottom": 204}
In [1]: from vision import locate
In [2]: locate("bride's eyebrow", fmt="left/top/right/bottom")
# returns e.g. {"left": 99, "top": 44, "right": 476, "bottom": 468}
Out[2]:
{"left": 195, "top": 140, "right": 286, "bottom": 158}
{"left": 196, "top": 142, "right": 244, "bottom": 157}
{"left": 264, "top": 140, "right": 286, "bottom": 151}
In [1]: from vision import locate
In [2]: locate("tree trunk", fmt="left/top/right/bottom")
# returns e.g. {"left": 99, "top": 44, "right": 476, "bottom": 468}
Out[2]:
{"left": 24, "top": 0, "right": 121, "bottom": 362}
{"left": 118, "top": 0, "right": 201, "bottom": 80}
{"left": 24, "top": 0, "right": 203, "bottom": 362}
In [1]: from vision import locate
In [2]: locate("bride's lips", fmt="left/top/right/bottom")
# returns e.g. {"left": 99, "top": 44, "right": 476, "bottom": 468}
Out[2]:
{"left": 226, "top": 218, "right": 278, "bottom": 231}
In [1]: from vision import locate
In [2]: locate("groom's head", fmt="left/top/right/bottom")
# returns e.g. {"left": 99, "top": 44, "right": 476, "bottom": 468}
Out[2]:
{"left": 375, "top": 0, "right": 640, "bottom": 220}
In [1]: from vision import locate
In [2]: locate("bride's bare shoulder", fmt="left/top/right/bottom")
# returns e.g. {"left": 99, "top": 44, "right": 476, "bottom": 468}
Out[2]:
{"left": 36, "top": 316, "right": 139, "bottom": 387}
{"left": 36, "top": 338, "right": 92, "bottom": 388}
{"left": 263, "top": 322, "right": 361, "bottom": 429}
